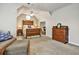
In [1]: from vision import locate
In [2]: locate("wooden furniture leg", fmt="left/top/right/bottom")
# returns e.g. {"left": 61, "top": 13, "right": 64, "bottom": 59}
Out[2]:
{"left": 0, "top": 48, "right": 5, "bottom": 55}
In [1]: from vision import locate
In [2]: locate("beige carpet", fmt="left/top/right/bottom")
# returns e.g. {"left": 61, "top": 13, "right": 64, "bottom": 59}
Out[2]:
{"left": 6, "top": 39, "right": 28, "bottom": 55}
{"left": 27, "top": 36, "right": 79, "bottom": 55}
{"left": 6, "top": 35, "right": 79, "bottom": 55}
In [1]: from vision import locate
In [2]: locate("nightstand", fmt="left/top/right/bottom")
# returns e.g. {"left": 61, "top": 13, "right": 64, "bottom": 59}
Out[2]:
{"left": 17, "top": 29, "right": 23, "bottom": 36}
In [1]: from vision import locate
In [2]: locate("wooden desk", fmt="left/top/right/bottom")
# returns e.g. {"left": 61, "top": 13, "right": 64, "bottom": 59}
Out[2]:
{"left": 26, "top": 28, "right": 41, "bottom": 39}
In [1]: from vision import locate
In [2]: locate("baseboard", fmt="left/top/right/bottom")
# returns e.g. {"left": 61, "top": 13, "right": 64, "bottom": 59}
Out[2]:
{"left": 69, "top": 42, "right": 79, "bottom": 47}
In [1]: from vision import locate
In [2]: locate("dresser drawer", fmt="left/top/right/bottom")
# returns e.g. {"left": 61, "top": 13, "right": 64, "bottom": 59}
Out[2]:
{"left": 53, "top": 29, "right": 65, "bottom": 33}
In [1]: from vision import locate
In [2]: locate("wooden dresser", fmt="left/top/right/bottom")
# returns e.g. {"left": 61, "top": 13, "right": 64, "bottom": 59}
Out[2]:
{"left": 52, "top": 26, "right": 68, "bottom": 43}
{"left": 26, "top": 28, "right": 41, "bottom": 39}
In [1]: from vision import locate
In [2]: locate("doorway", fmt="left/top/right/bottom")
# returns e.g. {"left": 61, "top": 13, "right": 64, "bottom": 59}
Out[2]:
{"left": 40, "top": 21, "right": 46, "bottom": 35}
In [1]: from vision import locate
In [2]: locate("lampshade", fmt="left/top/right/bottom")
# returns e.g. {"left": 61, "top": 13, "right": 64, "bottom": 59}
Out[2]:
{"left": 19, "top": 25, "right": 22, "bottom": 27}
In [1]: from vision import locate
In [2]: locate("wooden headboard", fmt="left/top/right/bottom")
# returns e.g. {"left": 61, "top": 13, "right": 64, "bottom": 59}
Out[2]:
{"left": 23, "top": 20, "right": 33, "bottom": 25}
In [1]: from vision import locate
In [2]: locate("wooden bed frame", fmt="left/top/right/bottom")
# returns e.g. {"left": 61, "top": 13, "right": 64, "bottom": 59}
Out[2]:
{"left": 0, "top": 38, "right": 16, "bottom": 55}
{"left": 23, "top": 20, "right": 33, "bottom": 25}
{"left": 26, "top": 28, "right": 41, "bottom": 39}
{"left": 22, "top": 20, "right": 41, "bottom": 39}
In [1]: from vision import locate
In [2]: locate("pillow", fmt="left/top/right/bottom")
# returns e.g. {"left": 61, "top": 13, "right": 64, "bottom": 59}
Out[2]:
{"left": 0, "top": 31, "right": 13, "bottom": 42}
{"left": 28, "top": 25, "right": 31, "bottom": 28}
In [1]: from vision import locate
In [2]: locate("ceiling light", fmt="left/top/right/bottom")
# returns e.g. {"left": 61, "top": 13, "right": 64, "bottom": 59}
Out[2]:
{"left": 26, "top": 15, "right": 31, "bottom": 20}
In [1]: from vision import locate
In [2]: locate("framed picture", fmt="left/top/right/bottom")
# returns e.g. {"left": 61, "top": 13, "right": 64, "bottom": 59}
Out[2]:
{"left": 57, "top": 23, "right": 61, "bottom": 28}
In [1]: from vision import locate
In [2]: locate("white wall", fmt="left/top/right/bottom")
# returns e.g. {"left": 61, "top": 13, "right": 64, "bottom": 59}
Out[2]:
{"left": 34, "top": 10, "right": 54, "bottom": 37}
{"left": 0, "top": 3, "right": 22, "bottom": 36}
{"left": 51, "top": 4, "right": 79, "bottom": 46}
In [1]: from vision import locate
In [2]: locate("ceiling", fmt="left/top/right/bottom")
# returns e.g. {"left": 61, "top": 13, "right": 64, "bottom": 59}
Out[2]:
{"left": 25, "top": 3, "right": 71, "bottom": 12}
{"left": 0, "top": 3, "right": 72, "bottom": 12}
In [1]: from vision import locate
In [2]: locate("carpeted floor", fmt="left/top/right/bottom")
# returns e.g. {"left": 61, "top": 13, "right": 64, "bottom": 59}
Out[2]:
{"left": 6, "top": 35, "right": 79, "bottom": 55}
{"left": 6, "top": 39, "right": 28, "bottom": 55}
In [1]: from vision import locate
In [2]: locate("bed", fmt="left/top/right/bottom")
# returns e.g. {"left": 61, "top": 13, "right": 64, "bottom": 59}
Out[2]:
{"left": 22, "top": 20, "right": 41, "bottom": 38}
{"left": 0, "top": 37, "right": 16, "bottom": 55}
{"left": 0, "top": 31, "right": 16, "bottom": 55}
